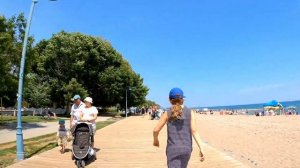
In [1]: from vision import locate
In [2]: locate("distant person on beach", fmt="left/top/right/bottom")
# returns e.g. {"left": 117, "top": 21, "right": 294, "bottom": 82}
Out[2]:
{"left": 148, "top": 108, "right": 152, "bottom": 119}
{"left": 151, "top": 106, "right": 157, "bottom": 120}
{"left": 80, "top": 97, "right": 98, "bottom": 148}
{"left": 47, "top": 108, "right": 57, "bottom": 119}
{"left": 70, "top": 95, "right": 85, "bottom": 129}
{"left": 141, "top": 107, "right": 146, "bottom": 117}
{"left": 153, "top": 88, "right": 205, "bottom": 168}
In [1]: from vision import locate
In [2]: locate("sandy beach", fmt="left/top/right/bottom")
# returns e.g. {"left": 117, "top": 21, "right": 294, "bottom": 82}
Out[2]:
{"left": 196, "top": 114, "right": 300, "bottom": 168}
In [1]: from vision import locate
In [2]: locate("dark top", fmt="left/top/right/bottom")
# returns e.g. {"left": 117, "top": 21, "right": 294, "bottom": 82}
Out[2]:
{"left": 166, "top": 106, "right": 192, "bottom": 157}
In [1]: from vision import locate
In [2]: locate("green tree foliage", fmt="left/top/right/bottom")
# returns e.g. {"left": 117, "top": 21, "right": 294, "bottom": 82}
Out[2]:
{"left": 63, "top": 78, "right": 88, "bottom": 102}
{"left": 1, "top": 14, "right": 148, "bottom": 108}
{"left": 0, "top": 14, "right": 34, "bottom": 107}
{"left": 23, "top": 74, "right": 51, "bottom": 107}
{"left": 33, "top": 31, "right": 148, "bottom": 108}
{"left": 144, "top": 100, "right": 161, "bottom": 108}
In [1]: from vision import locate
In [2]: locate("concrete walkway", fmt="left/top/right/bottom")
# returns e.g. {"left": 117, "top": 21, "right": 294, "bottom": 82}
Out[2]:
{"left": 0, "top": 117, "right": 111, "bottom": 144}
{"left": 8, "top": 116, "right": 249, "bottom": 168}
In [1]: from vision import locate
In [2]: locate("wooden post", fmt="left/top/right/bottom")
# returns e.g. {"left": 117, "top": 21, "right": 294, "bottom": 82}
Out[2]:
{"left": 0, "top": 97, "right": 2, "bottom": 123}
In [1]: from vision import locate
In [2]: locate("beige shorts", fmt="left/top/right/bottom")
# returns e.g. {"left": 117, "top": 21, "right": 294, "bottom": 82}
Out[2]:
{"left": 57, "top": 136, "right": 67, "bottom": 146}
{"left": 92, "top": 125, "right": 96, "bottom": 134}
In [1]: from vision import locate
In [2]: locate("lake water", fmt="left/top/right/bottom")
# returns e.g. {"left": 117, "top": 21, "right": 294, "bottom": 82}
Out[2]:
{"left": 197, "top": 100, "right": 300, "bottom": 112}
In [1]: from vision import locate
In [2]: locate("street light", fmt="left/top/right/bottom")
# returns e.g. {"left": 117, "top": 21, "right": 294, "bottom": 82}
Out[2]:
{"left": 125, "top": 86, "right": 131, "bottom": 118}
{"left": 16, "top": 0, "right": 56, "bottom": 160}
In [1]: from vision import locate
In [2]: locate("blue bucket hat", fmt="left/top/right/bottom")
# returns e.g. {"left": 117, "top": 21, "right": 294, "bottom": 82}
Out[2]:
{"left": 59, "top": 119, "right": 65, "bottom": 124}
{"left": 71, "top": 94, "right": 81, "bottom": 101}
{"left": 169, "top": 88, "right": 185, "bottom": 99}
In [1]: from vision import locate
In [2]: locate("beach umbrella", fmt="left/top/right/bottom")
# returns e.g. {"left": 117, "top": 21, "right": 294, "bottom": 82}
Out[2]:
{"left": 263, "top": 100, "right": 280, "bottom": 107}
{"left": 264, "top": 100, "right": 283, "bottom": 109}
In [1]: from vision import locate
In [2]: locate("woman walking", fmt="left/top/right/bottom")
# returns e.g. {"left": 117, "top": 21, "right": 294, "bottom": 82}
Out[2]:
{"left": 153, "top": 88, "right": 204, "bottom": 168}
{"left": 80, "top": 97, "right": 98, "bottom": 148}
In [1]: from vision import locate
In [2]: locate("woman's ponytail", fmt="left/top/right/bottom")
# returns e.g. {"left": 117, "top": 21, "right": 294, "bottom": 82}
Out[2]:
{"left": 169, "top": 99, "right": 183, "bottom": 121}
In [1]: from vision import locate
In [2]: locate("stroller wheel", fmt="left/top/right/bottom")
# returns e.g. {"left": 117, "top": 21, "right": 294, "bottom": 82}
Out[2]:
{"left": 76, "top": 160, "right": 85, "bottom": 168}
{"left": 76, "top": 160, "right": 80, "bottom": 168}
{"left": 81, "top": 160, "right": 85, "bottom": 168}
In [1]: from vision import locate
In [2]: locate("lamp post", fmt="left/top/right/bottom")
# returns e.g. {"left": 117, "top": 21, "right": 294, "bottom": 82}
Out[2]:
{"left": 125, "top": 86, "right": 131, "bottom": 118}
{"left": 1, "top": 97, "right": 2, "bottom": 124}
{"left": 16, "top": 0, "right": 56, "bottom": 160}
{"left": 125, "top": 87, "right": 128, "bottom": 118}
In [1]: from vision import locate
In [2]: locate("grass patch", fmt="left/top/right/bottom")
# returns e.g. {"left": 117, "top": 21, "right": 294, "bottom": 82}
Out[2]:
{"left": 0, "top": 132, "right": 57, "bottom": 168}
{"left": 98, "top": 107, "right": 121, "bottom": 117}
{"left": 96, "top": 120, "right": 117, "bottom": 130}
{"left": 0, "top": 119, "right": 119, "bottom": 168}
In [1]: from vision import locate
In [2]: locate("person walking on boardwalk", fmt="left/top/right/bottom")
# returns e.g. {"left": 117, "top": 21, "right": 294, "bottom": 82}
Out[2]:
{"left": 56, "top": 119, "right": 68, "bottom": 153}
{"left": 80, "top": 97, "right": 98, "bottom": 148}
{"left": 70, "top": 94, "right": 85, "bottom": 129}
{"left": 153, "top": 88, "right": 205, "bottom": 168}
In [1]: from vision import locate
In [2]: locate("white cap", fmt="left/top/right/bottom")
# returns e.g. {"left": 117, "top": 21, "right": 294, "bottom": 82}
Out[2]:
{"left": 84, "top": 97, "right": 93, "bottom": 103}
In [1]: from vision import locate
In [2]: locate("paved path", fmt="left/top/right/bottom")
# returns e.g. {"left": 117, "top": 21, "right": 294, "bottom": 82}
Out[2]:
{"left": 8, "top": 116, "right": 249, "bottom": 168}
{"left": 0, "top": 117, "right": 111, "bottom": 144}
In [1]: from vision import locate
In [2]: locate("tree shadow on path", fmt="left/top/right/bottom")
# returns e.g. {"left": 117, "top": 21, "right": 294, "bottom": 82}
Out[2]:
{"left": 0, "top": 123, "right": 46, "bottom": 131}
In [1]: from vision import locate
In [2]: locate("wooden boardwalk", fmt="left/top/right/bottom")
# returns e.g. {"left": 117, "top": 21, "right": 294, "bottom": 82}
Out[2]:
{"left": 8, "top": 116, "right": 249, "bottom": 168}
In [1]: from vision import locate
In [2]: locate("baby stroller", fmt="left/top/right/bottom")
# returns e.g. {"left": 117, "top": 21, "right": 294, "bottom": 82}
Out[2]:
{"left": 72, "top": 122, "right": 96, "bottom": 168}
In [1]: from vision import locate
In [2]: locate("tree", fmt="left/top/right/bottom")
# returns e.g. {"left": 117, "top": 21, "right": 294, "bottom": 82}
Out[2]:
{"left": 0, "top": 14, "right": 34, "bottom": 107}
{"left": 62, "top": 78, "right": 88, "bottom": 112}
{"left": 143, "top": 100, "right": 161, "bottom": 109}
{"left": 0, "top": 14, "right": 148, "bottom": 109}
{"left": 98, "top": 60, "right": 148, "bottom": 108}
{"left": 23, "top": 74, "right": 51, "bottom": 107}
{"left": 63, "top": 78, "right": 88, "bottom": 103}
{"left": 33, "top": 31, "right": 148, "bottom": 108}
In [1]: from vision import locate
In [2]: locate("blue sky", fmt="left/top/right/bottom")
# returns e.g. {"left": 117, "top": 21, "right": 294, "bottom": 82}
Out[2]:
{"left": 1, "top": 0, "right": 300, "bottom": 107}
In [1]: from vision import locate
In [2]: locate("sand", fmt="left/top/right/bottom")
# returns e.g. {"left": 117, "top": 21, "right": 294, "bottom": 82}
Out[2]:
{"left": 196, "top": 114, "right": 300, "bottom": 168}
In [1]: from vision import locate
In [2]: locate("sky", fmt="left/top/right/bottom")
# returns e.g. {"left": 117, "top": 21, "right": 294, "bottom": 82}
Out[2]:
{"left": 1, "top": 0, "right": 300, "bottom": 108}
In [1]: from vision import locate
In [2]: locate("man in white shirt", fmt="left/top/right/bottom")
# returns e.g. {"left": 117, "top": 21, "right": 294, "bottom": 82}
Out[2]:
{"left": 70, "top": 94, "right": 85, "bottom": 129}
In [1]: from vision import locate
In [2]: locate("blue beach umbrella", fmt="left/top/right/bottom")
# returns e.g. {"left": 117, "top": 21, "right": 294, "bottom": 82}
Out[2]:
{"left": 263, "top": 100, "right": 280, "bottom": 107}
{"left": 263, "top": 100, "right": 283, "bottom": 114}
